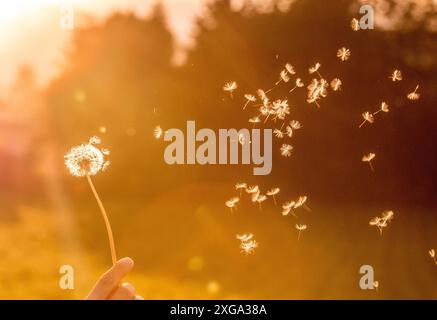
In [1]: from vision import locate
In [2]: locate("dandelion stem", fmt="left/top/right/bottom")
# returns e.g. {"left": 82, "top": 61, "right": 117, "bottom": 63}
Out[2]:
{"left": 86, "top": 174, "right": 117, "bottom": 265}
{"left": 359, "top": 120, "right": 366, "bottom": 128}
{"left": 369, "top": 162, "right": 374, "bottom": 172}
{"left": 297, "top": 230, "right": 301, "bottom": 241}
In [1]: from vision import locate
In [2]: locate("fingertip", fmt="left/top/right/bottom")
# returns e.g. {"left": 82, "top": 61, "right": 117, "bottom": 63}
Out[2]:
{"left": 121, "top": 282, "right": 136, "bottom": 296}
{"left": 117, "top": 257, "right": 134, "bottom": 269}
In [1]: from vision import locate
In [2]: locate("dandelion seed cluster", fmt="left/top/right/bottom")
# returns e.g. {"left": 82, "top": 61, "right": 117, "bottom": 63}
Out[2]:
{"left": 64, "top": 136, "right": 110, "bottom": 177}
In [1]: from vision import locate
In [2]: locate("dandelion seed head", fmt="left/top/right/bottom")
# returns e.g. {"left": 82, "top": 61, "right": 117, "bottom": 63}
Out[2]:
{"left": 235, "top": 182, "right": 247, "bottom": 190}
{"left": 236, "top": 233, "right": 254, "bottom": 242}
{"left": 429, "top": 249, "right": 435, "bottom": 259}
{"left": 283, "top": 201, "right": 295, "bottom": 210}
{"left": 294, "top": 196, "right": 308, "bottom": 208}
{"left": 64, "top": 137, "right": 109, "bottom": 177}
{"left": 380, "top": 102, "right": 389, "bottom": 113}
{"left": 307, "top": 78, "right": 328, "bottom": 105}
{"left": 295, "top": 78, "right": 304, "bottom": 87}
{"left": 285, "top": 126, "right": 293, "bottom": 138}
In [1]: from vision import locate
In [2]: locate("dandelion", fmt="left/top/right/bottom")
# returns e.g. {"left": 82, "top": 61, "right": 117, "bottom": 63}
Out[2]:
{"left": 64, "top": 137, "right": 116, "bottom": 265}
{"left": 154, "top": 126, "right": 163, "bottom": 139}
{"left": 289, "top": 78, "right": 304, "bottom": 93}
{"left": 282, "top": 201, "right": 296, "bottom": 217}
{"left": 389, "top": 70, "right": 402, "bottom": 82}
{"left": 407, "top": 85, "right": 420, "bottom": 101}
{"left": 266, "top": 187, "right": 280, "bottom": 205}
{"left": 257, "top": 89, "right": 268, "bottom": 101}
{"left": 280, "top": 144, "right": 293, "bottom": 157}
{"left": 307, "top": 78, "right": 328, "bottom": 108}
{"left": 225, "top": 197, "right": 240, "bottom": 212}
{"left": 330, "top": 78, "right": 342, "bottom": 91}
{"left": 369, "top": 210, "right": 394, "bottom": 236}
{"left": 285, "top": 126, "right": 293, "bottom": 138}
{"left": 429, "top": 249, "right": 437, "bottom": 266}
{"left": 359, "top": 111, "right": 375, "bottom": 128}
{"left": 243, "top": 94, "right": 256, "bottom": 109}
{"left": 223, "top": 81, "right": 238, "bottom": 97}
{"left": 351, "top": 18, "right": 360, "bottom": 31}
{"left": 362, "top": 153, "right": 376, "bottom": 172}
{"left": 337, "top": 47, "right": 351, "bottom": 61}
{"left": 295, "top": 224, "right": 307, "bottom": 241}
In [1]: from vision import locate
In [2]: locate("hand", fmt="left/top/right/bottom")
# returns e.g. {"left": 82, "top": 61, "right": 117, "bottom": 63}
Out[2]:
{"left": 86, "top": 257, "right": 143, "bottom": 300}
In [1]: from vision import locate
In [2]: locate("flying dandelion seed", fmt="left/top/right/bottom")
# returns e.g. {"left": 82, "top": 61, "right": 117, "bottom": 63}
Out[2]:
{"left": 266, "top": 188, "right": 280, "bottom": 205}
{"left": 223, "top": 81, "right": 238, "bottom": 97}
{"left": 282, "top": 201, "right": 296, "bottom": 217}
{"left": 429, "top": 249, "right": 437, "bottom": 266}
{"left": 249, "top": 116, "right": 261, "bottom": 127}
{"left": 337, "top": 47, "right": 351, "bottom": 61}
{"left": 246, "top": 185, "right": 260, "bottom": 194}
{"left": 289, "top": 120, "right": 302, "bottom": 130}
{"left": 407, "top": 85, "right": 420, "bottom": 100}
{"left": 243, "top": 94, "right": 256, "bottom": 109}
{"left": 274, "top": 129, "right": 285, "bottom": 139}
{"left": 285, "top": 63, "right": 296, "bottom": 75}
{"left": 236, "top": 233, "right": 254, "bottom": 242}
{"left": 154, "top": 126, "right": 163, "bottom": 139}
{"left": 239, "top": 239, "right": 258, "bottom": 255}
{"left": 309, "top": 62, "right": 322, "bottom": 77}
{"left": 276, "top": 69, "right": 291, "bottom": 85}
{"left": 294, "top": 195, "right": 311, "bottom": 211}
{"left": 369, "top": 210, "right": 394, "bottom": 236}
{"left": 256, "top": 194, "right": 267, "bottom": 210}
{"left": 307, "top": 78, "right": 328, "bottom": 108}
{"left": 362, "top": 153, "right": 376, "bottom": 172}
{"left": 359, "top": 111, "right": 375, "bottom": 128}
{"left": 289, "top": 78, "right": 304, "bottom": 93}
{"left": 257, "top": 89, "right": 268, "bottom": 101}
{"left": 389, "top": 70, "right": 402, "bottom": 82}
{"left": 373, "top": 102, "right": 389, "bottom": 115}
{"left": 285, "top": 126, "right": 293, "bottom": 138}
{"left": 235, "top": 182, "right": 247, "bottom": 196}
{"left": 351, "top": 18, "right": 360, "bottom": 31}
{"left": 280, "top": 144, "right": 293, "bottom": 157}
{"left": 295, "top": 224, "right": 307, "bottom": 241}
{"left": 64, "top": 137, "right": 117, "bottom": 265}
{"left": 330, "top": 78, "right": 342, "bottom": 91}
{"left": 225, "top": 197, "right": 240, "bottom": 212}
{"left": 251, "top": 190, "right": 261, "bottom": 203}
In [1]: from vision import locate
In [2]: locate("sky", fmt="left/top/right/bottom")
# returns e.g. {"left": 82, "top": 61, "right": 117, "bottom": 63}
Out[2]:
{"left": 0, "top": 0, "right": 211, "bottom": 93}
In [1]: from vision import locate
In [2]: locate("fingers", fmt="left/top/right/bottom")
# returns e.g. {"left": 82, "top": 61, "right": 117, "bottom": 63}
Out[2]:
{"left": 86, "top": 257, "right": 134, "bottom": 300}
{"left": 108, "top": 283, "right": 136, "bottom": 300}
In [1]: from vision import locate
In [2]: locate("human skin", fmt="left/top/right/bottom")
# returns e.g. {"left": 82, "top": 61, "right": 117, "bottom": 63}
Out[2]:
{"left": 86, "top": 257, "right": 143, "bottom": 300}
